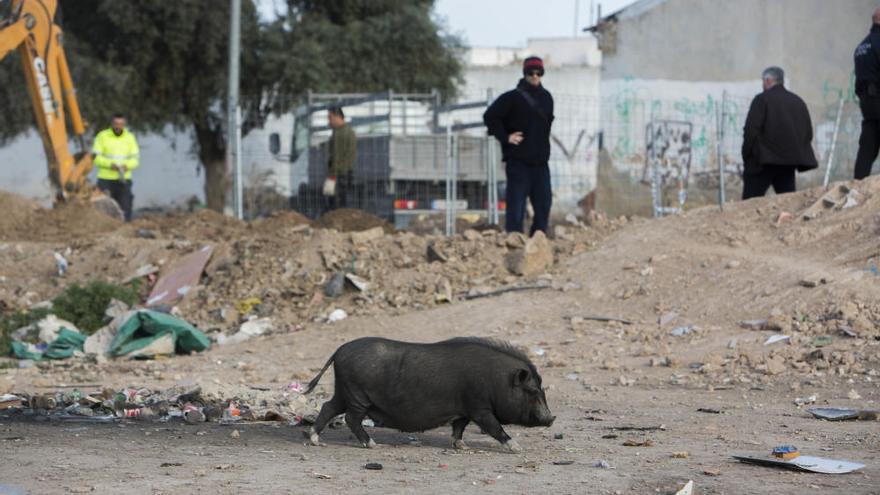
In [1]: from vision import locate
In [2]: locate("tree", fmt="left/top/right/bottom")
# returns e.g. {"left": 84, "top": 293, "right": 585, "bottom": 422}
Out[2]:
{"left": 0, "top": 0, "right": 462, "bottom": 212}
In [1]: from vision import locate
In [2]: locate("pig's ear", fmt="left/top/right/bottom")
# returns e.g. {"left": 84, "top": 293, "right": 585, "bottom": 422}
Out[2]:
{"left": 511, "top": 368, "right": 530, "bottom": 387}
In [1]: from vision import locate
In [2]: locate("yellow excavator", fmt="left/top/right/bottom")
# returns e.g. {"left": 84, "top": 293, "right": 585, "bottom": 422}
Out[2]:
{"left": 0, "top": 0, "right": 118, "bottom": 213}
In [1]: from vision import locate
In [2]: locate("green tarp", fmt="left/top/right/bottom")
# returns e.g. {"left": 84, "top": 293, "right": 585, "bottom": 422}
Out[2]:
{"left": 11, "top": 328, "right": 86, "bottom": 360}
{"left": 109, "top": 310, "right": 210, "bottom": 357}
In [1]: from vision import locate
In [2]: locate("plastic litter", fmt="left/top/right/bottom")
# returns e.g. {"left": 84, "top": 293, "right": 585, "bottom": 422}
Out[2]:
{"left": 327, "top": 309, "right": 347, "bottom": 323}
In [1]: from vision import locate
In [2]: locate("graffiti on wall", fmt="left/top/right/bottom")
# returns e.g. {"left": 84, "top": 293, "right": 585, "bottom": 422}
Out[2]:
{"left": 643, "top": 120, "right": 692, "bottom": 185}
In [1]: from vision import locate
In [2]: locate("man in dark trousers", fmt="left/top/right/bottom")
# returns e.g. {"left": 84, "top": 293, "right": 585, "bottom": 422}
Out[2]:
{"left": 854, "top": 7, "right": 880, "bottom": 180}
{"left": 741, "top": 67, "right": 817, "bottom": 199}
{"left": 483, "top": 56, "right": 554, "bottom": 235}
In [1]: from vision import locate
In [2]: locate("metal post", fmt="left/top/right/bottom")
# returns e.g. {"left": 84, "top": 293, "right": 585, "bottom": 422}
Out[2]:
{"left": 451, "top": 133, "right": 458, "bottom": 236}
{"left": 823, "top": 97, "right": 846, "bottom": 188}
{"left": 486, "top": 88, "right": 498, "bottom": 225}
{"left": 445, "top": 123, "right": 453, "bottom": 237}
{"left": 715, "top": 97, "right": 725, "bottom": 210}
{"left": 227, "top": 0, "right": 242, "bottom": 219}
{"left": 388, "top": 90, "right": 394, "bottom": 135}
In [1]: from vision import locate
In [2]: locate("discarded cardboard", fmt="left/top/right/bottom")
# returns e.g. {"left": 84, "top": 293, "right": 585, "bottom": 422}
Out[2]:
{"left": 733, "top": 454, "right": 865, "bottom": 474}
{"left": 674, "top": 480, "right": 694, "bottom": 495}
{"left": 146, "top": 246, "right": 214, "bottom": 307}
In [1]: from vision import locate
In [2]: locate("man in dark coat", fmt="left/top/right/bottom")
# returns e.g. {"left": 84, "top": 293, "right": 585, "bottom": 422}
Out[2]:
{"left": 483, "top": 56, "right": 554, "bottom": 235}
{"left": 853, "top": 7, "right": 880, "bottom": 180}
{"left": 741, "top": 67, "right": 818, "bottom": 199}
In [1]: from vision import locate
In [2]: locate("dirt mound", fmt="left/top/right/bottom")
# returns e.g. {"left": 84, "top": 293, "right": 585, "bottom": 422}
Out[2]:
{"left": 0, "top": 191, "right": 121, "bottom": 242}
{"left": 250, "top": 210, "right": 312, "bottom": 235}
{"left": 120, "top": 208, "right": 247, "bottom": 241}
{"left": 314, "top": 208, "right": 394, "bottom": 233}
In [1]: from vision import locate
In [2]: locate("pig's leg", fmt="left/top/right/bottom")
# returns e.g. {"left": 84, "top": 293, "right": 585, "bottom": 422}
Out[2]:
{"left": 471, "top": 411, "right": 521, "bottom": 453}
{"left": 345, "top": 409, "right": 376, "bottom": 448}
{"left": 451, "top": 418, "right": 470, "bottom": 450}
{"left": 308, "top": 396, "right": 346, "bottom": 446}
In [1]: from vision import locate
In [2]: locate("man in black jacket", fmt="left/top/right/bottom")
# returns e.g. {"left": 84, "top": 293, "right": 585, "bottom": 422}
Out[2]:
{"left": 483, "top": 56, "right": 554, "bottom": 235}
{"left": 741, "top": 67, "right": 818, "bottom": 199}
{"left": 854, "top": 7, "right": 880, "bottom": 180}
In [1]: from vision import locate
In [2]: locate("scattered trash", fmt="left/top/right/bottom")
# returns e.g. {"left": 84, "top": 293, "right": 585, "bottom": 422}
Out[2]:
{"left": 234, "top": 297, "right": 263, "bottom": 315}
{"left": 287, "top": 381, "right": 304, "bottom": 393}
{"left": 738, "top": 319, "right": 768, "bottom": 330}
{"left": 146, "top": 245, "right": 214, "bottom": 307}
{"left": 0, "top": 394, "right": 22, "bottom": 410}
{"left": 230, "top": 430, "right": 240, "bottom": 438}
{"left": 568, "top": 315, "right": 633, "bottom": 325}
{"left": 109, "top": 310, "right": 210, "bottom": 357}
{"left": 11, "top": 327, "right": 85, "bottom": 361}
{"left": 565, "top": 373, "right": 579, "bottom": 381}
{"left": 361, "top": 418, "right": 375, "bottom": 427}
{"left": 799, "top": 276, "right": 831, "bottom": 288}
{"left": 552, "top": 460, "right": 575, "bottom": 465}
{"left": 554, "top": 432, "right": 564, "bottom": 440}
{"left": 802, "top": 184, "right": 860, "bottom": 220}
{"left": 772, "top": 445, "right": 800, "bottom": 460}
{"left": 670, "top": 325, "right": 694, "bottom": 337}
{"left": 733, "top": 454, "right": 865, "bottom": 474}
{"left": 464, "top": 282, "right": 552, "bottom": 300}
{"left": 183, "top": 403, "right": 206, "bottom": 424}
{"left": 364, "top": 463, "right": 383, "bottom": 470}
{"left": 593, "top": 459, "right": 612, "bottom": 469}
{"left": 312, "top": 472, "right": 332, "bottom": 480}
{"left": 674, "top": 480, "right": 694, "bottom": 495}
{"left": 697, "top": 408, "right": 721, "bottom": 414}
{"left": 52, "top": 251, "right": 69, "bottom": 277}
{"left": 807, "top": 408, "right": 879, "bottom": 421}
{"left": 812, "top": 336, "right": 832, "bottom": 347}
{"left": 671, "top": 451, "right": 689, "bottom": 459}
{"left": 702, "top": 469, "right": 720, "bottom": 477}
{"left": 160, "top": 462, "right": 183, "bottom": 467}
{"left": 327, "top": 309, "right": 347, "bottom": 323}
{"left": 217, "top": 318, "right": 273, "bottom": 346}
{"left": 345, "top": 273, "right": 370, "bottom": 292}
{"left": 847, "top": 389, "right": 862, "bottom": 400}
{"left": 622, "top": 439, "right": 654, "bottom": 447}
{"left": 794, "top": 395, "right": 817, "bottom": 407}
{"left": 607, "top": 424, "right": 666, "bottom": 432}
{"left": 533, "top": 346, "right": 546, "bottom": 357}
{"left": 764, "top": 334, "right": 790, "bottom": 345}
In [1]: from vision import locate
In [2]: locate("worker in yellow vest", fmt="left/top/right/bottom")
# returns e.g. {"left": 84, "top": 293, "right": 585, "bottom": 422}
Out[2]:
{"left": 92, "top": 113, "right": 139, "bottom": 221}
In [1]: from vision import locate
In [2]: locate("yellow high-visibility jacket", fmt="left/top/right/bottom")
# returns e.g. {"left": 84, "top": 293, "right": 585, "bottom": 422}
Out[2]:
{"left": 92, "top": 128, "right": 140, "bottom": 180}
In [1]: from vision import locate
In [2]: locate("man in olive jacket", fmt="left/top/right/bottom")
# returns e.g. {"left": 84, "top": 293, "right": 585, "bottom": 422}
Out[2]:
{"left": 325, "top": 106, "right": 357, "bottom": 210}
{"left": 741, "top": 67, "right": 817, "bottom": 199}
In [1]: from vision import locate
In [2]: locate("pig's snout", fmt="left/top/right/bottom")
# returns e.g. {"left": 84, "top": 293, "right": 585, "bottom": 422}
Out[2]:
{"left": 542, "top": 415, "right": 556, "bottom": 427}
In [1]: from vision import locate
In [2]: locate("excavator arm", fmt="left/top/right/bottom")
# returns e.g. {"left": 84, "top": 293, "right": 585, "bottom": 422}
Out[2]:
{"left": 0, "top": 0, "right": 92, "bottom": 200}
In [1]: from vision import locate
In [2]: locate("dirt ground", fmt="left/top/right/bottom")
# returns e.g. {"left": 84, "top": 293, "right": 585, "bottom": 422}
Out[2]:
{"left": 1, "top": 177, "right": 879, "bottom": 494}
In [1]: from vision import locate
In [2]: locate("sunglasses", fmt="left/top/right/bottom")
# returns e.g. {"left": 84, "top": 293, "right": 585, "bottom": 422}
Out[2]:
{"left": 526, "top": 70, "right": 544, "bottom": 77}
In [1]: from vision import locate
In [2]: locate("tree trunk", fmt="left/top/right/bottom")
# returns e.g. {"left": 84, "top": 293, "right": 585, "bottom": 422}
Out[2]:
{"left": 194, "top": 120, "right": 228, "bottom": 212}
{"left": 203, "top": 158, "right": 228, "bottom": 212}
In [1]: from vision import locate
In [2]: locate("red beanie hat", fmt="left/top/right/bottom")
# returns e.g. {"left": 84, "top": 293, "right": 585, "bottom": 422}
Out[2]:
{"left": 523, "top": 56, "right": 544, "bottom": 75}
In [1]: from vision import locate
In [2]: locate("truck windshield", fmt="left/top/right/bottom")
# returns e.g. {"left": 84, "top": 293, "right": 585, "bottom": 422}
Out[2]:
{"left": 291, "top": 113, "right": 309, "bottom": 162}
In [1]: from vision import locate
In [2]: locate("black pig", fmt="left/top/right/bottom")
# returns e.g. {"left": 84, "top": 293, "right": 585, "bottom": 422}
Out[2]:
{"left": 303, "top": 337, "right": 555, "bottom": 452}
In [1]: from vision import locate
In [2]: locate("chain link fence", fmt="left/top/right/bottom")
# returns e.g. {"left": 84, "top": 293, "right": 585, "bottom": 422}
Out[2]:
{"left": 236, "top": 89, "right": 863, "bottom": 231}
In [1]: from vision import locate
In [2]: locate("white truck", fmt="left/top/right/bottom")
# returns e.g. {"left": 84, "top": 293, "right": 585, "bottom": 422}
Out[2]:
{"left": 268, "top": 91, "right": 505, "bottom": 228}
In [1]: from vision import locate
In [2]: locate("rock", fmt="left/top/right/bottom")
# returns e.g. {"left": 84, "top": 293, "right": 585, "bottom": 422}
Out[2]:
{"left": 725, "top": 260, "right": 741, "bottom": 269}
{"left": 505, "top": 231, "right": 553, "bottom": 276}
{"left": 799, "top": 275, "right": 831, "bottom": 288}
{"left": 504, "top": 232, "right": 527, "bottom": 249}
{"left": 553, "top": 225, "right": 571, "bottom": 241}
{"left": 435, "top": 279, "right": 453, "bottom": 303}
{"left": 230, "top": 430, "right": 240, "bottom": 439}
{"left": 775, "top": 211, "right": 793, "bottom": 227}
{"left": 462, "top": 229, "right": 481, "bottom": 241}
{"left": 350, "top": 226, "right": 384, "bottom": 245}
{"left": 324, "top": 272, "right": 346, "bottom": 298}
{"left": 426, "top": 243, "right": 448, "bottom": 263}
{"left": 847, "top": 389, "right": 862, "bottom": 400}
{"left": 765, "top": 357, "right": 786, "bottom": 375}
{"left": 565, "top": 213, "right": 579, "bottom": 225}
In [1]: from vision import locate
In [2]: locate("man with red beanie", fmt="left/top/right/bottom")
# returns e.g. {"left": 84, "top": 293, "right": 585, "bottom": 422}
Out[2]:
{"left": 483, "top": 56, "right": 555, "bottom": 235}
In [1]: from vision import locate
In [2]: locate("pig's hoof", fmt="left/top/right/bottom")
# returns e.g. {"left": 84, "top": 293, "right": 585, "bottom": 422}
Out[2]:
{"left": 503, "top": 439, "right": 523, "bottom": 453}
{"left": 365, "top": 438, "right": 377, "bottom": 449}
{"left": 309, "top": 433, "right": 321, "bottom": 446}
{"left": 453, "top": 439, "right": 469, "bottom": 450}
